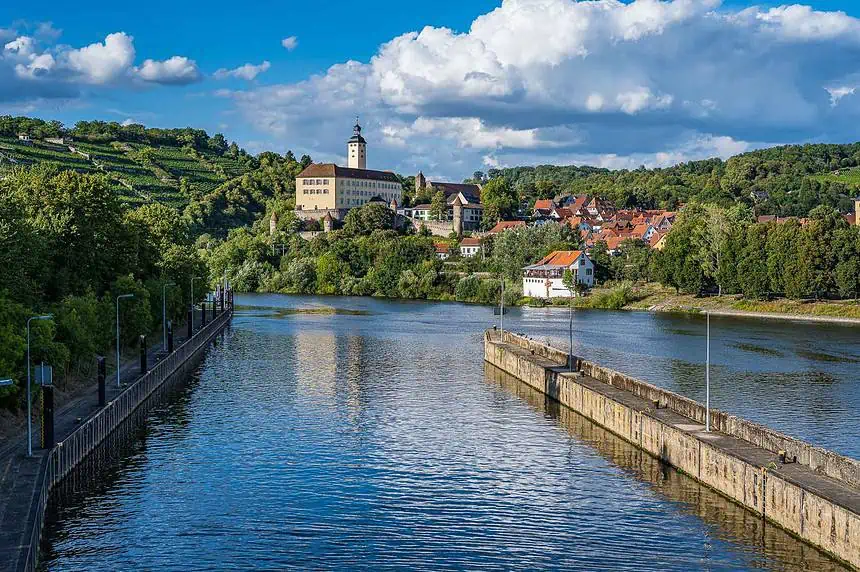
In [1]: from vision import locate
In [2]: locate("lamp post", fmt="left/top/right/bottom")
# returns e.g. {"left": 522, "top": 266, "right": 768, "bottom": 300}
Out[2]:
{"left": 116, "top": 294, "right": 134, "bottom": 388}
{"left": 26, "top": 314, "right": 53, "bottom": 457}
{"left": 706, "top": 311, "right": 711, "bottom": 432}
{"left": 191, "top": 276, "right": 202, "bottom": 331}
{"left": 162, "top": 281, "right": 176, "bottom": 351}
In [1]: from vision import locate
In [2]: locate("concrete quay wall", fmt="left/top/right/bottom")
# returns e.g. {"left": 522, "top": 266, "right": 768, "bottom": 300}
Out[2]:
{"left": 485, "top": 330, "right": 860, "bottom": 569}
{"left": 19, "top": 307, "right": 233, "bottom": 572}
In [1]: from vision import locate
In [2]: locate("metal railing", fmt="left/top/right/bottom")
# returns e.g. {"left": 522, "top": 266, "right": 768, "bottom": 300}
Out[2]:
{"left": 20, "top": 305, "right": 232, "bottom": 572}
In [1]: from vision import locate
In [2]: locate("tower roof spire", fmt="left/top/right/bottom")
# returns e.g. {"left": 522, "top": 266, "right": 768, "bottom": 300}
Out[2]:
{"left": 348, "top": 116, "right": 366, "bottom": 144}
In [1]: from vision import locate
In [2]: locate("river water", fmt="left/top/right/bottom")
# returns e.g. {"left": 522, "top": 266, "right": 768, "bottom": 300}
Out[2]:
{"left": 41, "top": 294, "right": 859, "bottom": 570}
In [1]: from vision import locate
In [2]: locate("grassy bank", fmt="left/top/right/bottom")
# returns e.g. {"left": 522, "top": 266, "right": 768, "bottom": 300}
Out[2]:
{"left": 536, "top": 282, "right": 860, "bottom": 322}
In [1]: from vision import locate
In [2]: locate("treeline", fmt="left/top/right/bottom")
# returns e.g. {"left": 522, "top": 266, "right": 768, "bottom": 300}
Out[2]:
{"left": 480, "top": 142, "right": 860, "bottom": 217}
{"left": 0, "top": 164, "right": 208, "bottom": 411}
{"left": 205, "top": 204, "right": 579, "bottom": 304}
{"left": 653, "top": 204, "right": 860, "bottom": 300}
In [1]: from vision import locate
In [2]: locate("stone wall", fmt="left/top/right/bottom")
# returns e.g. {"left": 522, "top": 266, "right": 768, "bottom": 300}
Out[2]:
{"left": 498, "top": 330, "right": 860, "bottom": 490}
{"left": 487, "top": 330, "right": 860, "bottom": 569}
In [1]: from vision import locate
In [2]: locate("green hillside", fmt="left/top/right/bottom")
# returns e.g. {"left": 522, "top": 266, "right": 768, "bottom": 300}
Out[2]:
{"left": 0, "top": 115, "right": 315, "bottom": 237}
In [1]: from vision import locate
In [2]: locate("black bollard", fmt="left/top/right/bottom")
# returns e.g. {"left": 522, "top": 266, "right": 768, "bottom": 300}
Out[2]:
{"left": 42, "top": 384, "right": 54, "bottom": 449}
{"left": 187, "top": 306, "right": 193, "bottom": 338}
{"left": 201, "top": 300, "right": 207, "bottom": 326}
{"left": 97, "top": 356, "right": 106, "bottom": 406}
{"left": 139, "top": 335, "right": 147, "bottom": 374}
{"left": 167, "top": 320, "right": 174, "bottom": 353}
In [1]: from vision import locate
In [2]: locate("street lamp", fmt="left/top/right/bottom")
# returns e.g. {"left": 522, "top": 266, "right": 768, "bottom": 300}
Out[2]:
{"left": 162, "top": 281, "right": 176, "bottom": 351}
{"left": 191, "top": 276, "right": 202, "bottom": 331}
{"left": 116, "top": 294, "right": 135, "bottom": 388}
{"left": 26, "top": 314, "right": 53, "bottom": 457}
{"left": 705, "top": 311, "right": 711, "bottom": 432}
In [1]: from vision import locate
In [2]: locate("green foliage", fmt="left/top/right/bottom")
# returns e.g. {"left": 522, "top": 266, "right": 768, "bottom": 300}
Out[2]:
{"left": 343, "top": 203, "right": 395, "bottom": 236}
{"left": 480, "top": 178, "right": 518, "bottom": 227}
{"left": 430, "top": 190, "right": 447, "bottom": 221}
{"left": 489, "top": 222, "right": 580, "bottom": 280}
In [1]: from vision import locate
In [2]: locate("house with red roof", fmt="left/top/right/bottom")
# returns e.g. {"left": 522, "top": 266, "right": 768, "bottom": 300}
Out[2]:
{"left": 459, "top": 237, "right": 483, "bottom": 258}
{"left": 522, "top": 250, "right": 594, "bottom": 298}
{"left": 488, "top": 220, "right": 526, "bottom": 234}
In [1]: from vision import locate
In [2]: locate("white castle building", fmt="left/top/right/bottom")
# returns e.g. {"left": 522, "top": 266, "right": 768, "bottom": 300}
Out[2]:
{"left": 295, "top": 121, "right": 403, "bottom": 220}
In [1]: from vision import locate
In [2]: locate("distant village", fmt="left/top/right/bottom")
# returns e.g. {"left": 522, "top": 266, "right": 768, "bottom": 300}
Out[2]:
{"left": 273, "top": 120, "right": 859, "bottom": 300}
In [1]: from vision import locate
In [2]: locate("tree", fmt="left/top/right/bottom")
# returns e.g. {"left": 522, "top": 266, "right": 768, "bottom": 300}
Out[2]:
{"left": 480, "top": 178, "right": 518, "bottom": 224}
{"left": 343, "top": 203, "right": 395, "bottom": 236}
{"left": 430, "top": 190, "right": 447, "bottom": 221}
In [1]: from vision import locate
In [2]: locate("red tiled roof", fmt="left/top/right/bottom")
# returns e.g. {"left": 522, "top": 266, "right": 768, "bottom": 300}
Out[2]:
{"left": 534, "top": 250, "right": 584, "bottom": 267}
{"left": 434, "top": 242, "right": 451, "bottom": 253}
{"left": 459, "top": 237, "right": 481, "bottom": 246}
{"left": 488, "top": 220, "right": 526, "bottom": 233}
{"left": 297, "top": 163, "right": 400, "bottom": 182}
{"left": 649, "top": 232, "right": 665, "bottom": 247}
{"left": 554, "top": 207, "right": 574, "bottom": 219}
{"left": 533, "top": 199, "right": 554, "bottom": 211}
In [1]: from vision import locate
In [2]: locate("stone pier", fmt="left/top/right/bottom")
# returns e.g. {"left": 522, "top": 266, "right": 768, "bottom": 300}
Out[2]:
{"left": 485, "top": 329, "right": 860, "bottom": 570}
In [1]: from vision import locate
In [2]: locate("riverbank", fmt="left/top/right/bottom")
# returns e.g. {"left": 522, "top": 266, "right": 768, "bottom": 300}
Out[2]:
{"left": 523, "top": 282, "right": 860, "bottom": 325}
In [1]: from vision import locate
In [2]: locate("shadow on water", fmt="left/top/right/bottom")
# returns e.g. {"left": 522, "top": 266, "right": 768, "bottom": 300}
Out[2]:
{"left": 483, "top": 362, "right": 848, "bottom": 572}
{"left": 38, "top": 338, "right": 215, "bottom": 570}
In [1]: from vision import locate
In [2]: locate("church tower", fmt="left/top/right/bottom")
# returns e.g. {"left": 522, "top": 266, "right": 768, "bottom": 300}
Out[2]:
{"left": 347, "top": 119, "right": 366, "bottom": 169}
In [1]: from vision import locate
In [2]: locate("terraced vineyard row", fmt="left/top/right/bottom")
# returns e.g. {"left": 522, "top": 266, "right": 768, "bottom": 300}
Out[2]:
{"left": 0, "top": 137, "right": 251, "bottom": 209}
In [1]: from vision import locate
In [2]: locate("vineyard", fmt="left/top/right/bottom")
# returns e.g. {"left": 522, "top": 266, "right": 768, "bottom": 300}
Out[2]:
{"left": 0, "top": 135, "right": 256, "bottom": 208}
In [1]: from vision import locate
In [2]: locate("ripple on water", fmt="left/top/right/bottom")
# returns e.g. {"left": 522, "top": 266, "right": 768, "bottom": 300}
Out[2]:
{"left": 40, "top": 296, "right": 853, "bottom": 571}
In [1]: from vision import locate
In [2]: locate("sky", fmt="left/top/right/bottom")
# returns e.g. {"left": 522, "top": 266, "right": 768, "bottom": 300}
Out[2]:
{"left": 3, "top": 0, "right": 860, "bottom": 180}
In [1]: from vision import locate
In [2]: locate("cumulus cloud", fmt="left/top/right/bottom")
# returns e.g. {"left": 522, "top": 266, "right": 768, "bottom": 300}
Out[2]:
{"left": 0, "top": 29, "right": 202, "bottom": 101}
{"left": 213, "top": 60, "right": 271, "bottom": 80}
{"left": 281, "top": 36, "right": 298, "bottom": 50}
{"left": 135, "top": 56, "right": 201, "bottom": 84}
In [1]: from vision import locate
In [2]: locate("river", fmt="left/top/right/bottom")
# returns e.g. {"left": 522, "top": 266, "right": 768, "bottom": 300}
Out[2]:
{"left": 41, "top": 294, "right": 859, "bottom": 570}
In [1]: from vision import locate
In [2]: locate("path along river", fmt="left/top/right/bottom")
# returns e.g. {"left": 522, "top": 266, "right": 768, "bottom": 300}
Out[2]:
{"left": 41, "top": 294, "right": 860, "bottom": 570}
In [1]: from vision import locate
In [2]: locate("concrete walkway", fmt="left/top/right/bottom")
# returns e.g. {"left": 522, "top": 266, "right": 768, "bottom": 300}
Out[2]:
{"left": 0, "top": 319, "right": 205, "bottom": 572}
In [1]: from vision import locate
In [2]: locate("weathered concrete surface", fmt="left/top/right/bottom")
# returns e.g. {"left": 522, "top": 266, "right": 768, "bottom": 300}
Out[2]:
{"left": 485, "top": 330, "right": 860, "bottom": 570}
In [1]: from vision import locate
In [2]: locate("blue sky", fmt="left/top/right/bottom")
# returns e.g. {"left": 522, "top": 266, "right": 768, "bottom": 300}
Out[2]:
{"left": 3, "top": 0, "right": 860, "bottom": 179}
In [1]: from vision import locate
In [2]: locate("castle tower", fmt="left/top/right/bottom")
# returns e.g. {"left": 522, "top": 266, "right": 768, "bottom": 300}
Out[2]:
{"left": 269, "top": 210, "right": 278, "bottom": 236}
{"left": 347, "top": 119, "right": 366, "bottom": 169}
{"left": 416, "top": 171, "right": 426, "bottom": 193}
{"left": 323, "top": 211, "right": 334, "bottom": 233}
{"left": 452, "top": 195, "right": 464, "bottom": 238}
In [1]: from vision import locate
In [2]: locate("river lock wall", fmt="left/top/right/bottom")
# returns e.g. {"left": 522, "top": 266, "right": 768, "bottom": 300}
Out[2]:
{"left": 485, "top": 329, "right": 860, "bottom": 570}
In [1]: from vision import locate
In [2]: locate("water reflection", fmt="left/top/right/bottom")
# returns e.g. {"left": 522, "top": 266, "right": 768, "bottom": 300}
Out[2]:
{"left": 40, "top": 295, "right": 856, "bottom": 571}
{"left": 485, "top": 363, "right": 845, "bottom": 571}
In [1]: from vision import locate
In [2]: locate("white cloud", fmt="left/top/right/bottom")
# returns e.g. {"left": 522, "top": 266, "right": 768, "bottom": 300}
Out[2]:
{"left": 826, "top": 86, "right": 856, "bottom": 107}
{"left": 63, "top": 32, "right": 136, "bottom": 84}
{"left": 135, "top": 55, "right": 201, "bottom": 84}
{"left": 281, "top": 36, "right": 298, "bottom": 51}
{"left": 0, "top": 30, "right": 201, "bottom": 101}
{"left": 121, "top": 118, "right": 137, "bottom": 126}
{"left": 199, "top": 1, "right": 860, "bottom": 177}
{"left": 213, "top": 60, "right": 271, "bottom": 80}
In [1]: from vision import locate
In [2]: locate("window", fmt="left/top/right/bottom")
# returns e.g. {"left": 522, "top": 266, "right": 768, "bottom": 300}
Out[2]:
{"left": 586, "top": 268, "right": 593, "bottom": 276}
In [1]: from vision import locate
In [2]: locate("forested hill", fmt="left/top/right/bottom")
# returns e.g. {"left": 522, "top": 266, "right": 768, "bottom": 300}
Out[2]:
{"left": 0, "top": 115, "right": 310, "bottom": 236}
{"left": 479, "top": 143, "right": 860, "bottom": 217}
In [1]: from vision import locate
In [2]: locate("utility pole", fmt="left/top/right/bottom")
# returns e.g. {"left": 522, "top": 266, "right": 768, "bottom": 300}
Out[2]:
{"left": 26, "top": 315, "right": 52, "bottom": 457}
{"left": 500, "top": 277, "right": 505, "bottom": 339}
{"left": 706, "top": 311, "right": 711, "bottom": 432}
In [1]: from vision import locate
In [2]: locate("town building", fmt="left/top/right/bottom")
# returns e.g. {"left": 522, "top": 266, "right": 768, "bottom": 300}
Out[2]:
{"left": 522, "top": 250, "right": 594, "bottom": 298}
{"left": 413, "top": 173, "right": 484, "bottom": 231}
{"left": 459, "top": 237, "right": 482, "bottom": 258}
{"left": 434, "top": 242, "right": 452, "bottom": 260}
{"left": 294, "top": 121, "right": 403, "bottom": 220}
{"left": 487, "top": 220, "right": 526, "bottom": 234}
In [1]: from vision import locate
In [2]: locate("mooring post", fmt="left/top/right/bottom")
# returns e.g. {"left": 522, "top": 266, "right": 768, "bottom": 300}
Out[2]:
{"left": 41, "top": 384, "right": 54, "bottom": 449}
{"left": 97, "top": 355, "right": 106, "bottom": 406}
{"left": 167, "top": 320, "right": 174, "bottom": 353}
{"left": 139, "top": 335, "right": 147, "bottom": 375}
{"left": 187, "top": 306, "right": 193, "bottom": 338}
